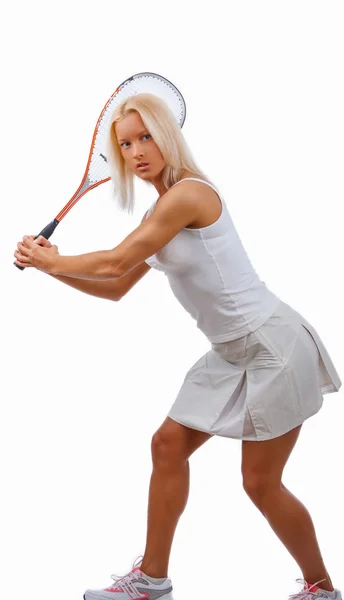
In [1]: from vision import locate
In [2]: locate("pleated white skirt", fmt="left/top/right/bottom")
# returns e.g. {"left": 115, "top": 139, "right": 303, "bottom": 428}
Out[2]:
{"left": 167, "top": 300, "right": 342, "bottom": 441}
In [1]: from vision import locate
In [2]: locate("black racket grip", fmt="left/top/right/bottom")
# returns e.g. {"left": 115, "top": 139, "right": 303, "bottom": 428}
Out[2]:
{"left": 14, "top": 218, "right": 59, "bottom": 271}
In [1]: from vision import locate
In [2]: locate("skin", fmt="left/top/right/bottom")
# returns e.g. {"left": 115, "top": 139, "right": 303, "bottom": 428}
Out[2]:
{"left": 14, "top": 111, "right": 204, "bottom": 278}
{"left": 116, "top": 110, "right": 169, "bottom": 197}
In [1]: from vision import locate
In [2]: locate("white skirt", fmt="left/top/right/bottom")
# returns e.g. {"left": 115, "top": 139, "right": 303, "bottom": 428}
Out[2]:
{"left": 167, "top": 300, "right": 342, "bottom": 441}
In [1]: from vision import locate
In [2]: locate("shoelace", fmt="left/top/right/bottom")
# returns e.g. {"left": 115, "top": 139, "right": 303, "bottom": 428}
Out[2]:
{"left": 289, "top": 578, "right": 330, "bottom": 599}
{"left": 110, "top": 555, "right": 144, "bottom": 594}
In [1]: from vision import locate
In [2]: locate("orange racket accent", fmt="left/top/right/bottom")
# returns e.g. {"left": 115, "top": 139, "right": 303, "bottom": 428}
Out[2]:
{"left": 55, "top": 88, "right": 117, "bottom": 221}
{"left": 55, "top": 181, "right": 111, "bottom": 221}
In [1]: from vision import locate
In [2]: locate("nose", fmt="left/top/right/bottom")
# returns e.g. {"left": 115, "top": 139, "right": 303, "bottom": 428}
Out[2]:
{"left": 131, "top": 142, "right": 144, "bottom": 159}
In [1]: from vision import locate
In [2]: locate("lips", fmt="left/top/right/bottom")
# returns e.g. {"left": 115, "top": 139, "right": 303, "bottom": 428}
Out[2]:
{"left": 137, "top": 162, "right": 149, "bottom": 168}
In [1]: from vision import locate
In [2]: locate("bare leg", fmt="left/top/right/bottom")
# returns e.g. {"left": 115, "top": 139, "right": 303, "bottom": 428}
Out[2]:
{"left": 140, "top": 418, "right": 213, "bottom": 578}
{"left": 140, "top": 457, "right": 190, "bottom": 578}
{"left": 242, "top": 425, "right": 334, "bottom": 593}
{"left": 254, "top": 482, "right": 334, "bottom": 592}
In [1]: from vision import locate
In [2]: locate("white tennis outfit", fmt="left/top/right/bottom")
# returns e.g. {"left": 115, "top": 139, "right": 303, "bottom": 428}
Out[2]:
{"left": 145, "top": 178, "right": 342, "bottom": 441}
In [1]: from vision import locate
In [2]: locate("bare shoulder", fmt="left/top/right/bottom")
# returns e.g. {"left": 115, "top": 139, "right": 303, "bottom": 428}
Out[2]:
{"left": 154, "top": 180, "right": 202, "bottom": 223}
{"left": 170, "top": 177, "right": 222, "bottom": 229}
{"left": 139, "top": 175, "right": 219, "bottom": 232}
{"left": 174, "top": 177, "right": 215, "bottom": 196}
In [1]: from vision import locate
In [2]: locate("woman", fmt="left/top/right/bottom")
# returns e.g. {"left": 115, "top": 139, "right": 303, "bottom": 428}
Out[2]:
{"left": 14, "top": 92, "right": 342, "bottom": 599}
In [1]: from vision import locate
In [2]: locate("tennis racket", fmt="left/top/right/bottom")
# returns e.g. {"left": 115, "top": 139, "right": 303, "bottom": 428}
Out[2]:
{"left": 14, "top": 71, "right": 187, "bottom": 270}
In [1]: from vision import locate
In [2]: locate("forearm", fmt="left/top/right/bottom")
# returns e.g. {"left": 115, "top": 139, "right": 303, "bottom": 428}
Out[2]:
{"left": 48, "top": 273, "right": 121, "bottom": 301}
{"left": 52, "top": 250, "right": 122, "bottom": 280}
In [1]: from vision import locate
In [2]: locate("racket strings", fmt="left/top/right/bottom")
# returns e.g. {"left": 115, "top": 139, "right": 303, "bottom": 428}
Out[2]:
{"left": 55, "top": 73, "right": 186, "bottom": 223}
{"left": 83, "top": 75, "right": 183, "bottom": 189}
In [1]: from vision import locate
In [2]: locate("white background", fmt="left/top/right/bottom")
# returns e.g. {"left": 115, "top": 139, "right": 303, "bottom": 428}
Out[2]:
{"left": 1, "top": 1, "right": 343, "bottom": 599}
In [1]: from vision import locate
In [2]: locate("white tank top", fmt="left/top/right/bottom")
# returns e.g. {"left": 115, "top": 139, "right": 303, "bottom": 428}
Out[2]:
{"left": 145, "top": 178, "right": 281, "bottom": 343}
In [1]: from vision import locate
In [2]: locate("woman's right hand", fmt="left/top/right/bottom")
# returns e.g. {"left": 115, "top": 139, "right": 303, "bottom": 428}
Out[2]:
{"left": 14, "top": 235, "right": 56, "bottom": 268}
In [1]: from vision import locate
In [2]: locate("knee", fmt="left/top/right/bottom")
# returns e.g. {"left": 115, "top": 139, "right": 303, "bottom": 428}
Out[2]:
{"left": 242, "top": 471, "right": 275, "bottom": 501}
{"left": 151, "top": 431, "right": 187, "bottom": 466}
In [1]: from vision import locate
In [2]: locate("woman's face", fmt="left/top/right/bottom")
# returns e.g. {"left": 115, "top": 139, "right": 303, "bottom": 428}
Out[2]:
{"left": 115, "top": 111, "right": 166, "bottom": 179}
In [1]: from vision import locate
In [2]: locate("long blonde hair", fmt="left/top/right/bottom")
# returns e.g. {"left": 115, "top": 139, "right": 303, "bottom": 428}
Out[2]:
{"left": 107, "top": 93, "right": 208, "bottom": 215}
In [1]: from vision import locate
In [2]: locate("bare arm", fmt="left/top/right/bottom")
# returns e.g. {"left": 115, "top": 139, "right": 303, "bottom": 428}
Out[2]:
{"left": 49, "top": 259, "right": 151, "bottom": 301}
{"left": 19, "top": 183, "right": 200, "bottom": 278}
{"left": 49, "top": 210, "right": 151, "bottom": 300}
{"left": 17, "top": 211, "right": 151, "bottom": 301}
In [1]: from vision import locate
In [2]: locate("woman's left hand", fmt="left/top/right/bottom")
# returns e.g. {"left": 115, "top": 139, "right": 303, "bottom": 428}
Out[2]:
{"left": 14, "top": 235, "right": 60, "bottom": 273}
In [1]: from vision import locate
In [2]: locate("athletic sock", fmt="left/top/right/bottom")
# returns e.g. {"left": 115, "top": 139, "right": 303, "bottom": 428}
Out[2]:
{"left": 141, "top": 571, "right": 167, "bottom": 585}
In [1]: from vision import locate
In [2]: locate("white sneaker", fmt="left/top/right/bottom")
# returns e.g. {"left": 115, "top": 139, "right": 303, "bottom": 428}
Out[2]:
{"left": 84, "top": 555, "right": 174, "bottom": 600}
{"left": 289, "top": 578, "right": 342, "bottom": 599}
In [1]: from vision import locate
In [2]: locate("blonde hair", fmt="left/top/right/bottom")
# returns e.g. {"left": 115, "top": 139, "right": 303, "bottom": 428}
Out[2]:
{"left": 106, "top": 93, "right": 208, "bottom": 215}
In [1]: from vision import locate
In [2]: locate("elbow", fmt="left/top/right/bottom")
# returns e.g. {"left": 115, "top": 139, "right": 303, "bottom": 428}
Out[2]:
{"left": 102, "top": 262, "right": 124, "bottom": 280}
{"left": 106, "top": 252, "right": 125, "bottom": 279}
{"left": 107, "top": 268, "right": 124, "bottom": 279}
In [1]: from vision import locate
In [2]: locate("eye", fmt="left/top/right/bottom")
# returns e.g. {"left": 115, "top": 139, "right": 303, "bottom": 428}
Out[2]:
{"left": 120, "top": 134, "right": 151, "bottom": 148}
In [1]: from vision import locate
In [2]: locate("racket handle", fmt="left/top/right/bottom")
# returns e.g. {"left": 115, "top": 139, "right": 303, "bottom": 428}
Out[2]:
{"left": 14, "top": 218, "right": 60, "bottom": 271}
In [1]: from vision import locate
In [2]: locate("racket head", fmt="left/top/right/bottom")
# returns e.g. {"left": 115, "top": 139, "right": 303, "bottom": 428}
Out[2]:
{"left": 56, "top": 72, "right": 186, "bottom": 221}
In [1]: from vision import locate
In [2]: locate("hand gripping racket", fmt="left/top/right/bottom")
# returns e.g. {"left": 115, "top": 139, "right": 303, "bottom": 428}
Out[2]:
{"left": 14, "top": 71, "right": 187, "bottom": 270}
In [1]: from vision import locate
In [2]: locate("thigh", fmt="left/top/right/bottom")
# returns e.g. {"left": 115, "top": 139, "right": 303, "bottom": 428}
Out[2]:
{"left": 154, "top": 416, "right": 214, "bottom": 459}
{"left": 241, "top": 424, "right": 302, "bottom": 482}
